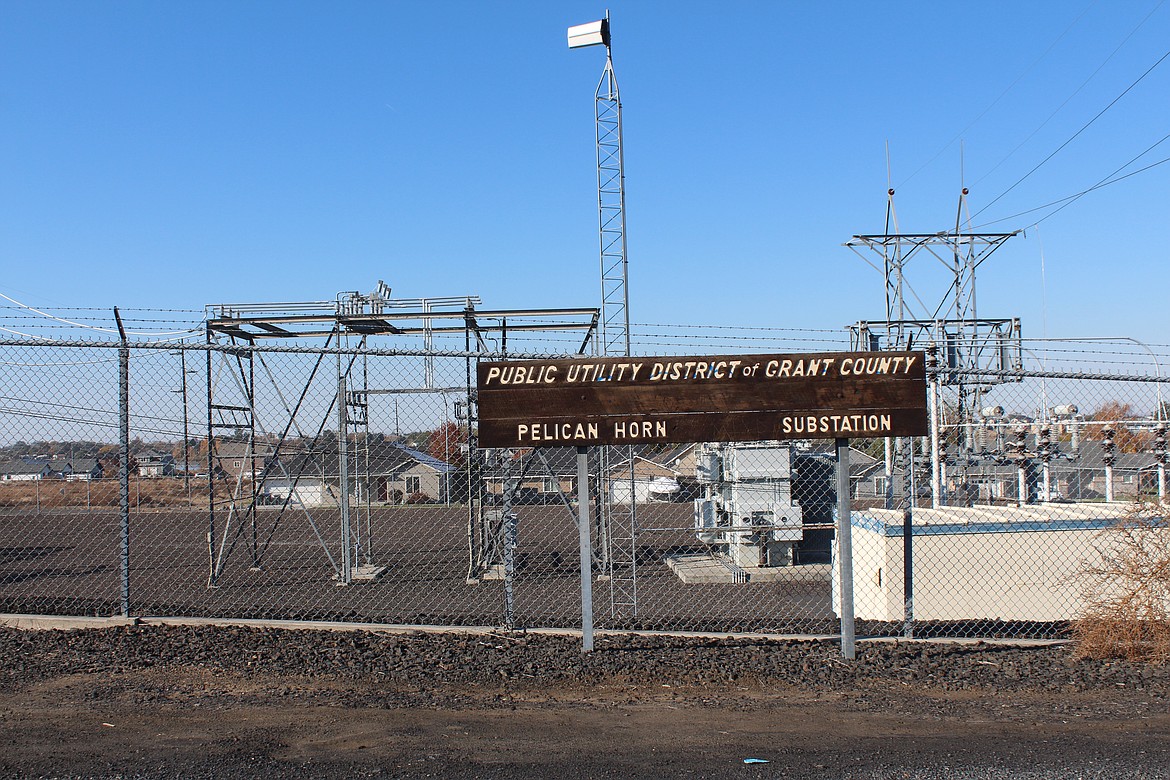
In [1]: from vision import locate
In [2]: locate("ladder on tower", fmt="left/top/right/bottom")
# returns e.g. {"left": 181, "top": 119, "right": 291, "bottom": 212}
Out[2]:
{"left": 604, "top": 446, "right": 638, "bottom": 622}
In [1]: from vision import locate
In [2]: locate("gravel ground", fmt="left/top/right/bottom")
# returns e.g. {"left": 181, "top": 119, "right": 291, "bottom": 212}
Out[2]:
{"left": 3, "top": 624, "right": 1167, "bottom": 694}
{"left": 1, "top": 623, "right": 1168, "bottom": 778}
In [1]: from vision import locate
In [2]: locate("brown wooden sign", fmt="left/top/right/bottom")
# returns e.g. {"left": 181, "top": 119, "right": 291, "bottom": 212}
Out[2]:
{"left": 476, "top": 351, "right": 927, "bottom": 448}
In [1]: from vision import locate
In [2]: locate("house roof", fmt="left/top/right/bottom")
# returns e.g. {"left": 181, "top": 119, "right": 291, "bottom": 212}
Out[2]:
{"left": 647, "top": 443, "right": 696, "bottom": 468}
{"left": 515, "top": 446, "right": 579, "bottom": 475}
{"left": 607, "top": 453, "right": 679, "bottom": 477}
{"left": 214, "top": 440, "right": 271, "bottom": 460}
{"left": 0, "top": 460, "right": 50, "bottom": 475}
{"left": 46, "top": 457, "right": 101, "bottom": 473}
{"left": 1062, "top": 440, "right": 1154, "bottom": 471}
{"left": 394, "top": 445, "right": 456, "bottom": 474}
{"left": 276, "top": 438, "right": 454, "bottom": 478}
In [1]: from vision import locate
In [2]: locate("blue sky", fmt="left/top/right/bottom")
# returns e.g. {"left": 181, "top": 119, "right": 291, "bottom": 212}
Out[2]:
{"left": 2, "top": 1, "right": 1168, "bottom": 343}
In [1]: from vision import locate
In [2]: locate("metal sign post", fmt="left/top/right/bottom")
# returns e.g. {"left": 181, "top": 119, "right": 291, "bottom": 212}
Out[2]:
{"left": 835, "top": 438, "right": 855, "bottom": 660}
{"left": 577, "top": 446, "right": 594, "bottom": 652}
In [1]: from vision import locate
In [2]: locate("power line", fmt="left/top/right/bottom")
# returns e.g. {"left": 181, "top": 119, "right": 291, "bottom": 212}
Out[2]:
{"left": 972, "top": 133, "right": 1170, "bottom": 228}
{"left": 896, "top": 0, "right": 1097, "bottom": 190}
{"left": 0, "top": 407, "right": 179, "bottom": 438}
{"left": 972, "top": 45, "right": 1170, "bottom": 221}
{"left": 0, "top": 395, "right": 184, "bottom": 426}
{"left": 973, "top": 0, "right": 1166, "bottom": 188}
{"left": 0, "top": 290, "right": 206, "bottom": 337}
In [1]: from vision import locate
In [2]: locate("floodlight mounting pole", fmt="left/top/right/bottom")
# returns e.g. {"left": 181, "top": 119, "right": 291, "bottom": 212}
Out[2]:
{"left": 598, "top": 15, "right": 630, "bottom": 358}
{"left": 570, "top": 12, "right": 637, "bottom": 623}
{"left": 570, "top": 10, "right": 630, "bottom": 358}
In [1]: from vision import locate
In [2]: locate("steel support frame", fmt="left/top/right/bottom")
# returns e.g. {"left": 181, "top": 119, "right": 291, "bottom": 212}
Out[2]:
{"left": 847, "top": 211, "right": 1021, "bottom": 500}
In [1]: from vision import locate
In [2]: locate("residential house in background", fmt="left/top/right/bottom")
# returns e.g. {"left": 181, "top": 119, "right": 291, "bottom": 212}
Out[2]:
{"left": 135, "top": 450, "right": 175, "bottom": 478}
{"left": 935, "top": 434, "right": 1160, "bottom": 504}
{"left": 46, "top": 457, "right": 104, "bottom": 480}
{"left": 61, "top": 458, "right": 103, "bottom": 481}
{"left": 0, "top": 460, "right": 53, "bottom": 481}
{"left": 608, "top": 446, "right": 692, "bottom": 504}
{"left": 263, "top": 437, "right": 455, "bottom": 507}
{"left": 1052, "top": 440, "right": 1148, "bottom": 501}
{"left": 797, "top": 442, "right": 907, "bottom": 507}
{"left": 481, "top": 448, "right": 579, "bottom": 504}
{"left": 213, "top": 440, "right": 276, "bottom": 483}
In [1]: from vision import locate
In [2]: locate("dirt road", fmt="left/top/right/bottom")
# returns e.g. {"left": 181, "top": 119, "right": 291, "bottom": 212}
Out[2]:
{"left": 1, "top": 624, "right": 1167, "bottom": 779}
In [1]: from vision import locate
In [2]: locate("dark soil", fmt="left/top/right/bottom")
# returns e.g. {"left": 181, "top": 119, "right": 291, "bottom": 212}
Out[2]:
{"left": 1, "top": 624, "right": 1168, "bottom": 779}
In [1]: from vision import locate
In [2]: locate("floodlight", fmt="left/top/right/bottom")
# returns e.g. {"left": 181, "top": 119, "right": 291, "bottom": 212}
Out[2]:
{"left": 567, "top": 18, "right": 609, "bottom": 49}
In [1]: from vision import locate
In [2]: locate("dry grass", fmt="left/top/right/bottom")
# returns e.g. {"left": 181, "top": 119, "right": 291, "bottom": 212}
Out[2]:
{"left": 0, "top": 477, "right": 222, "bottom": 509}
{"left": 1071, "top": 503, "right": 1170, "bottom": 663}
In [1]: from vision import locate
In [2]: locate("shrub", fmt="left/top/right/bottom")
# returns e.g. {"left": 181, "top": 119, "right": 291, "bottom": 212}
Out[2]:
{"left": 1071, "top": 503, "right": 1170, "bottom": 663}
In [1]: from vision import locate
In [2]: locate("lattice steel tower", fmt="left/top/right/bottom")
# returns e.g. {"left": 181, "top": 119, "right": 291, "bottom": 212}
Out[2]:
{"left": 570, "top": 13, "right": 637, "bottom": 621}
{"left": 569, "top": 13, "right": 631, "bottom": 355}
{"left": 845, "top": 188, "right": 1020, "bottom": 363}
{"left": 845, "top": 187, "right": 1023, "bottom": 503}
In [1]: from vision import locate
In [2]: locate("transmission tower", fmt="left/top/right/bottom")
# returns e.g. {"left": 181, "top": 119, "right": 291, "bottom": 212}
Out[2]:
{"left": 845, "top": 188, "right": 1023, "bottom": 498}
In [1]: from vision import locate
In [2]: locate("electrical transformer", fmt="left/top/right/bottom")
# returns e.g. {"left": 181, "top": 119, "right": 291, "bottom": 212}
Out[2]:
{"left": 693, "top": 443, "right": 802, "bottom": 568}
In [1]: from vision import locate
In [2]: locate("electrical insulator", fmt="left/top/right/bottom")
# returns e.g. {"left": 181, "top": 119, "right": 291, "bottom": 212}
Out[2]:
{"left": 1005, "top": 426, "right": 1027, "bottom": 462}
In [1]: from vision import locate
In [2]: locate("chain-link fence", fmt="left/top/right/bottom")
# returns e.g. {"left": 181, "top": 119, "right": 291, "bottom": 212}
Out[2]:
{"left": 0, "top": 338, "right": 1163, "bottom": 641}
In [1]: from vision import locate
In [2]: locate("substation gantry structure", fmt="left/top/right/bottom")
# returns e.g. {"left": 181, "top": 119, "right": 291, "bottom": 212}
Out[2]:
{"left": 844, "top": 188, "right": 1024, "bottom": 506}
{"left": 201, "top": 284, "right": 598, "bottom": 589}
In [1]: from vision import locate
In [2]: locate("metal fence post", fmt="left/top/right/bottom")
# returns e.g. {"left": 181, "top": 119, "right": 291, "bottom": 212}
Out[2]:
{"left": 338, "top": 372, "right": 352, "bottom": 586}
{"left": 902, "top": 506, "right": 914, "bottom": 639}
{"left": 577, "top": 446, "right": 594, "bottom": 652}
{"left": 836, "top": 438, "right": 855, "bottom": 660}
{"left": 115, "top": 308, "right": 131, "bottom": 617}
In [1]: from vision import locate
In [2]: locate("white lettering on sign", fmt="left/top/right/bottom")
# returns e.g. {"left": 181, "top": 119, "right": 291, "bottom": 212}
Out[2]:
{"left": 485, "top": 364, "right": 560, "bottom": 385}
{"left": 838, "top": 355, "right": 917, "bottom": 376}
{"left": 648, "top": 360, "right": 742, "bottom": 381}
{"left": 764, "top": 358, "right": 837, "bottom": 377}
{"left": 482, "top": 354, "right": 920, "bottom": 387}
{"left": 516, "top": 422, "right": 599, "bottom": 443}
{"left": 613, "top": 420, "right": 669, "bottom": 439}
{"left": 779, "top": 414, "right": 893, "bottom": 435}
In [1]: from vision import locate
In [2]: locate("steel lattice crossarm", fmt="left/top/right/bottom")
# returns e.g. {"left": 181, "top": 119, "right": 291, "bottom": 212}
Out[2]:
{"left": 843, "top": 231, "right": 1020, "bottom": 326}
